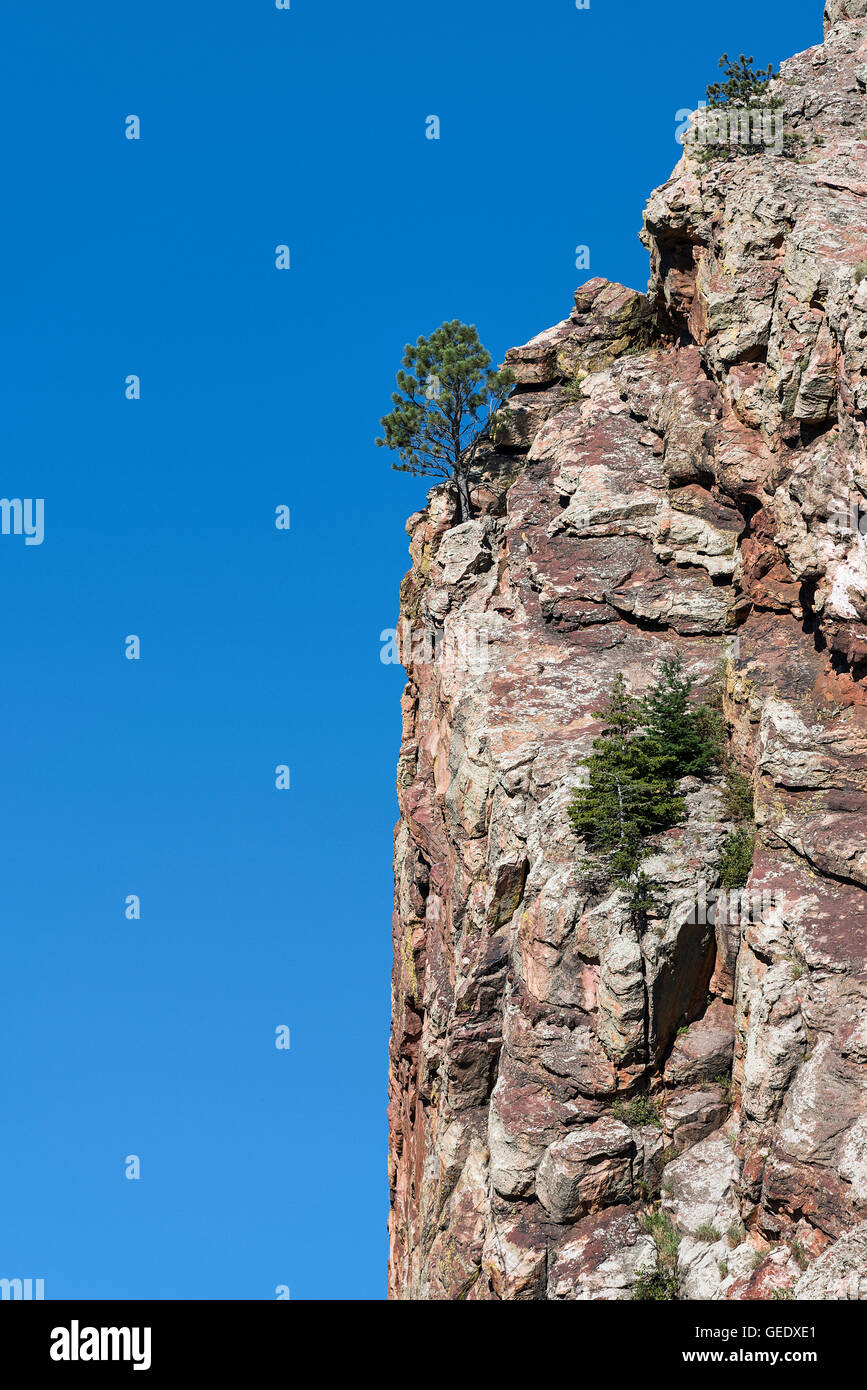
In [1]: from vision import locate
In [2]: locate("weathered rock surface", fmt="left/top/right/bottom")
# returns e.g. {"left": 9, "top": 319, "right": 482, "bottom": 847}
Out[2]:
{"left": 794, "top": 1219, "right": 867, "bottom": 1296}
{"left": 664, "top": 999, "right": 735, "bottom": 1086}
{"left": 388, "top": 4, "right": 867, "bottom": 1298}
{"left": 548, "top": 1206, "right": 657, "bottom": 1300}
{"left": 536, "top": 1118, "right": 634, "bottom": 1222}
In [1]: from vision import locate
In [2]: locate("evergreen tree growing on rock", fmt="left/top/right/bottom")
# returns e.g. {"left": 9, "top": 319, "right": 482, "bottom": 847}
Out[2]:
{"left": 705, "top": 53, "right": 776, "bottom": 109}
{"left": 568, "top": 675, "right": 671, "bottom": 924}
{"left": 569, "top": 656, "right": 721, "bottom": 923}
{"left": 692, "top": 52, "right": 785, "bottom": 162}
{"left": 640, "top": 652, "right": 719, "bottom": 783}
{"left": 376, "top": 321, "right": 514, "bottom": 523}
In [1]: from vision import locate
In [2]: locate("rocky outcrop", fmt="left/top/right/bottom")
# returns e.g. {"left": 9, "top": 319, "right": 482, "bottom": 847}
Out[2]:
{"left": 387, "top": 3, "right": 867, "bottom": 1299}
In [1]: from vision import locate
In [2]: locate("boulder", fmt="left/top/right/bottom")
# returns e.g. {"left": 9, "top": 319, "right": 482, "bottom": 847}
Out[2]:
{"left": 536, "top": 1118, "right": 634, "bottom": 1223}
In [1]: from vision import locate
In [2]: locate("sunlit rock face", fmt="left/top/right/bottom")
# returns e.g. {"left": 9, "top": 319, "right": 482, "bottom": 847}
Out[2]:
{"left": 387, "top": 6, "right": 867, "bottom": 1300}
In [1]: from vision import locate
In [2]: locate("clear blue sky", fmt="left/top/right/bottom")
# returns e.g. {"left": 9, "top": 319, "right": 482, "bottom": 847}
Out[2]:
{"left": 0, "top": 0, "right": 821, "bottom": 1300}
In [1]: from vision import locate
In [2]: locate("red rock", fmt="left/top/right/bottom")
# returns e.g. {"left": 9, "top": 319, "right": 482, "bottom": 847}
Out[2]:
{"left": 664, "top": 1001, "right": 735, "bottom": 1087}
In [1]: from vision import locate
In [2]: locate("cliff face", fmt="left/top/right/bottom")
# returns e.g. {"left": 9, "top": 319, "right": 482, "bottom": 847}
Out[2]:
{"left": 388, "top": 3, "right": 867, "bottom": 1300}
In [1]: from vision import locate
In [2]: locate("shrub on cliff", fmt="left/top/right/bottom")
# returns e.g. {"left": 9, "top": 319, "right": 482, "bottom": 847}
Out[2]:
{"left": 634, "top": 1208, "right": 680, "bottom": 1300}
{"left": 376, "top": 322, "right": 514, "bottom": 523}
{"left": 613, "top": 1095, "right": 663, "bottom": 1128}
{"left": 718, "top": 827, "right": 754, "bottom": 888}
{"left": 632, "top": 1269, "right": 679, "bottom": 1301}
{"left": 722, "top": 769, "right": 754, "bottom": 820}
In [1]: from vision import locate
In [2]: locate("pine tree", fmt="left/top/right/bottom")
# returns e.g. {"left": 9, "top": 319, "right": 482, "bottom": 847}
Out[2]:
{"left": 569, "top": 675, "right": 672, "bottom": 896}
{"left": 376, "top": 322, "right": 514, "bottom": 523}
{"left": 640, "top": 652, "right": 718, "bottom": 788}
{"left": 705, "top": 53, "right": 776, "bottom": 110}
{"left": 569, "top": 655, "right": 723, "bottom": 926}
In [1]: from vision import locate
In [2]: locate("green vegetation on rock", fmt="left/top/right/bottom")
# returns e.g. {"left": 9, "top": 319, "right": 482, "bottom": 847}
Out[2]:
{"left": 635, "top": 1208, "right": 681, "bottom": 1300}
{"left": 569, "top": 654, "right": 722, "bottom": 923}
{"left": 613, "top": 1095, "right": 663, "bottom": 1128}
{"left": 719, "top": 827, "right": 755, "bottom": 889}
{"left": 376, "top": 321, "right": 514, "bottom": 523}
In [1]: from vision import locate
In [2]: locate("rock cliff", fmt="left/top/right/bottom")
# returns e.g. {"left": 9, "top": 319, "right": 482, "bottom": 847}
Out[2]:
{"left": 387, "top": 1, "right": 867, "bottom": 1299}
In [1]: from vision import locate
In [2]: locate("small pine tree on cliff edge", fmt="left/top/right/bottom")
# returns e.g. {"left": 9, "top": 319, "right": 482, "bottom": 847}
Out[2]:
{"left": 376, "top": 321, "right": 514, "bottom": 523}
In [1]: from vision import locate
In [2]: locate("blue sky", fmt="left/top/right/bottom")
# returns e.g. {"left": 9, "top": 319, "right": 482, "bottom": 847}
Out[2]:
{"left": 0, "top": 0, "right": 821, "bottom": 1300}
